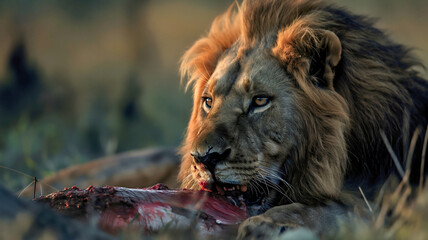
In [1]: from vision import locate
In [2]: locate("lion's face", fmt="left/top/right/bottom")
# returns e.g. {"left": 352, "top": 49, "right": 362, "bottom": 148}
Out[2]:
{"left": 180, "top": 1, "right": 350, "bottom": 215}
{"left": 188, "top": 44, "right": 300, "bottom": 211}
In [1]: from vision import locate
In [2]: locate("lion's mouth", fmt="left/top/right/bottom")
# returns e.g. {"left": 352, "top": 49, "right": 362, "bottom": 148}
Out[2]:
{"left": 202, "top": 181, "right": 266, "bottom": 208}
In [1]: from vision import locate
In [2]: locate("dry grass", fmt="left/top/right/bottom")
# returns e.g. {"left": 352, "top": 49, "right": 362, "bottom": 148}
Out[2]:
{"left": 330, "top": 127, "right": 428, "bottom": 240}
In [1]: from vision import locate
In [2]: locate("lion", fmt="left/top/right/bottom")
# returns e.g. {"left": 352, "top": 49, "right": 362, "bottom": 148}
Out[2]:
{"left": 178, "top": 0, "right": 428, "bottom": 238}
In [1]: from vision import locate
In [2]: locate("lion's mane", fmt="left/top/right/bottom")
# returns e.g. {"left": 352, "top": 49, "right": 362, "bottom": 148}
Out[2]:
{"left": 179, "top": 0, "right": 428, "bottom": 204}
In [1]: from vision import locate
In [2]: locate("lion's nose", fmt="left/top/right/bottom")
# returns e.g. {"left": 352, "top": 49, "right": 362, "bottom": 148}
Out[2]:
{"left": 191, "top": 148, "right": 231, "bottom": 172}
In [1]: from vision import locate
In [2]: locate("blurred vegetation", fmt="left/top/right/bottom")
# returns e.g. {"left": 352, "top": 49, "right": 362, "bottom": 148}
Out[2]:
{"left": 0, "top": 0, "right": 427, "bottom": 194}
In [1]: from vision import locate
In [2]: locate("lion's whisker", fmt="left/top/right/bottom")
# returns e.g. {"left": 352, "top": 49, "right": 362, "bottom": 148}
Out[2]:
{"left": 247, "top": 181, "right": 259, "bottom": 197}
{"left": 257, "top": 170, "right": 290, "bottom": 198}
{"left": 260, "top": 166, "right": 294, "bottom": 190}
{"left": 268, "top": 183, "right": 292, "bottom": 203}
{"left": 264, "top": 178, "right": 294, "bottom": 203}
{"left": 252, "top": 170, "right": 294, "bottom": 203}
{"left": 268, "top": 173, "right": 295, "bottom": 195}
{"left": 257, "top": 172, "right": 271, "bottom": 196}
{"left": 251, "top": 178, "right": 267, "bottom": 197}
{"left": 251, "top": 179, "right": 263, "bottom": 195}
{"left": 258, "top": 165, "right": 295, "bottom": 194}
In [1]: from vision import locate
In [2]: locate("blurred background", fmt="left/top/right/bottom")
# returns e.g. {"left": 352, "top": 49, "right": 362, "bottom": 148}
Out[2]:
{"left": 0, "top": 0, "right": 427, "bottom": 192}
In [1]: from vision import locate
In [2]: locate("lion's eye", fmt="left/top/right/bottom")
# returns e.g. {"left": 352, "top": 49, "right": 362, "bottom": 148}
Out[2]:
{"left": 202, "top": 97, "right": 212, "bottom": 112}
{"left": 252, "top": 97, "right": 271, "bottom": 107}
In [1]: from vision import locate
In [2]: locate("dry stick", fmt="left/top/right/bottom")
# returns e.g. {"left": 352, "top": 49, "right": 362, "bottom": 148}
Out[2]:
{"left": 0, "top": 165, "right": 34, "bottom": 179}
{"left": 375, "top": 198, "right": 390, "bottom": 229}
{"left": 33, "top": 177, "right": 38, "bottom": 200}
{"left": 420, "top": 126, "right": 428, "bottom": 194}
{"left": 393, "top": 186, "right": 411, "bottom": 217}
{"left": 405, "top": 127, "right": 421, "bottom": 175}
{"left": 400, "top": 128, "right": 422, "bottom": 190}
{"left": 375, "top": 129, "right": 420, "bottom": 232}
{"left": 0, "top": 165, "right": 59, "bottom": 193}
{"left": 374, "top": 168, "right": 410, "bottom": 229}
{"left": 380, "top": 131, "right": 405, "bottom": 179}
{"left": 373, "top": 181, "right": 388, "bottom": 212}
{"left": 17, "top": 181, "right": 34, "bottom": 198}
{"left": 387, "top": 187, "right": 411, "bottom": 239}
{"left": 402, "top": 110, "right": 410, "bottom": 164}
{"left": 358, "top": 186, "right": 373, "bottom": 214}
{"left": 40, "top": 181, "right": 58, "bottom": 193}
{"left": 376, "top": 173, "right": 409, "bottom": 229}
{"left": 385, "top": 218, "right": 405, "bottom": 239}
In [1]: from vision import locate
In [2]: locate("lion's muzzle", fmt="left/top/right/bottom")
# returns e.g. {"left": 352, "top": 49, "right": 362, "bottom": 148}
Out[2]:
{"left": 191, "top": 148, "right": 231, "bottom": 174}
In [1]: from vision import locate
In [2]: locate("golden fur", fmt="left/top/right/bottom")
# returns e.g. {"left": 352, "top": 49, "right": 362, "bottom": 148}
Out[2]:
{"left": 179, "top": 0, "right": 428, "bottom": 219}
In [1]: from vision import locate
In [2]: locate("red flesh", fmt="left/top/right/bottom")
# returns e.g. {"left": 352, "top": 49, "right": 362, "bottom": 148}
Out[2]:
{"left": 37, "top": 184, "right": 248, "bottom": 236}
{"left": 199, "top": 181, "right": 212, "bottom": 192}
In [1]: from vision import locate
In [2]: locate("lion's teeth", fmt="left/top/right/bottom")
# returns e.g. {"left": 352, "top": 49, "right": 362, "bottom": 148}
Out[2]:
{"left": 223, "top": 186, "right": 236, "bottom": 191}
{"left": 218, "top": 184, "right": 245, "bottom": 193}
{"left": 216, "top": 185, "right": 225, "bottom": 195}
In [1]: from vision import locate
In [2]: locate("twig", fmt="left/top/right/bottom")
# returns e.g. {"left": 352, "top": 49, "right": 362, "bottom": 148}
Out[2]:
{"left": 404, "top": 127, "right": 421, "bottom": 174}
{"left": 0, "top": 165, "right": 34, "bottom": 179}
{"left": 39, "top": 181, "right": 58, "bottom": 192}
{"left": 0, "top": 165, "right": 59, "bottom": 192}
{"left": 402, "top": 110, "right": 410, "bottom": 163}
{"left": 392, "top": 186, "right": 411, "bottom": 217}
{"left": 33, "top": 177, "right": 38, "bottom": 200}
{"left": 374, "top": 198, "right": 389, "bottom": 229}
{"left": 380, "top": 131, "right": 404, "bottom": 178}
{"left": 420, "top": 126, "right": 428, "bottom": 193}
{"left": 358, "top": 186, "right": 373, "bottom": 214}
{"left": 17, "top": 181, "right": 34, "bottom": 198}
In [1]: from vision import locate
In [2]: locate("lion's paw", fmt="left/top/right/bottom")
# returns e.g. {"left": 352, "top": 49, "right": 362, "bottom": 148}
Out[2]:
{"left": 237, "top": 215, "right": 296, "bottom": 240}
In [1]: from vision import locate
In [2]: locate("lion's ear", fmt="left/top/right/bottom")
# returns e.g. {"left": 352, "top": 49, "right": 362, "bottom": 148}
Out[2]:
{"left": 273, "top": 28, "right": 342, "bottom": 90}
{"left": 309, "top": 30, "right": 342, "bottom": 89}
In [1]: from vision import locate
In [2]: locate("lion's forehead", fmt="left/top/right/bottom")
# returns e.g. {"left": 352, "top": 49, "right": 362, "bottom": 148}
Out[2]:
{"left": 211, "top": 57, "right": 241, "bottom": 97}
{"left": 211, "top": 48, "right": 288, "bottom": 100}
